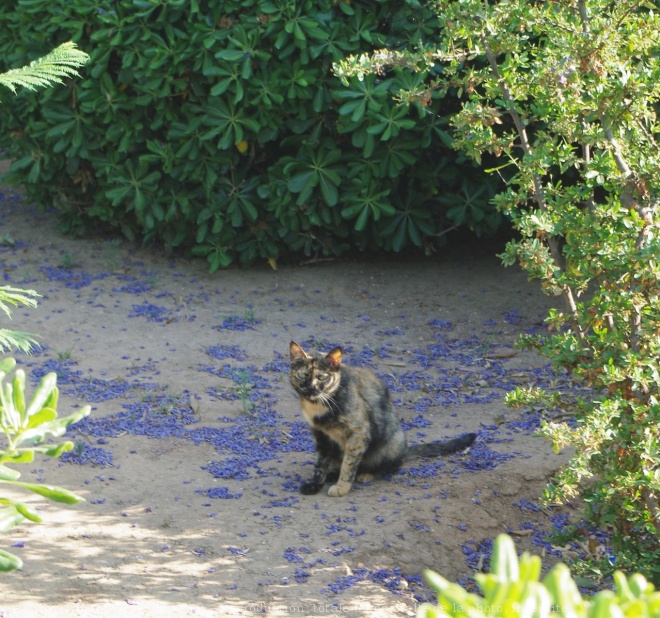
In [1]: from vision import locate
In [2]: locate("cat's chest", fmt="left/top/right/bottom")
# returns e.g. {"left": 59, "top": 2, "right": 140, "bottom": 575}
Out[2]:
{"left": 299, "top": 398, "right": 329, "bottom": 424}
{"left": 299, "top": 398, "right": 347, "bottom": 448}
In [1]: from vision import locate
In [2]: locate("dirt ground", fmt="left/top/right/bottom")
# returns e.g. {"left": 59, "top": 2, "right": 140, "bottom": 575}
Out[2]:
{"left": 0, "top": 185, "right": 580, "bottom": 617}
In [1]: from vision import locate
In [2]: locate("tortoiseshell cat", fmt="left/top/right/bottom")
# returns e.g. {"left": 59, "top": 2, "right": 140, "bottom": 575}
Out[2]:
{"left": 289, "top": 341, "right": 476, "bottom": 497}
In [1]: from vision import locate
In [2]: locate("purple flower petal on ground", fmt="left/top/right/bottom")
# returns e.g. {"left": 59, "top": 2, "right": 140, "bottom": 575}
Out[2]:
{"left": 283, "top": 548, "right": 304, "bottom": 563}
{"left": 197, "top": 487, "right": 242, "bottom": 499}
{"left": 128, "top": 301, "right": 172, "bottom": 323}
{"left": 215, "top": 316, "right": 261, "bottom": 331}
{"left": 61, "top": 444, "right": 113, "bottom": 467}
{"left": 428, "top": 319, "right": 452, "bottom": 331}
{"left": 462, "top": 537, "right": 494, "bottom": 571}
{"left": 206, "top": 345, "right": 248, "bottom": 361}
{"left": 40, "top": 266, "right": 107, "bottom": 289}
{"left": 112, "top": 279, "right": 153, "bottom": 294}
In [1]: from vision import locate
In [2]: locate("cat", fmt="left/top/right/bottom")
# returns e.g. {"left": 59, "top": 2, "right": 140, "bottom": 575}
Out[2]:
{"left": 289, "top": 341, "right": 477, "bottom": 497}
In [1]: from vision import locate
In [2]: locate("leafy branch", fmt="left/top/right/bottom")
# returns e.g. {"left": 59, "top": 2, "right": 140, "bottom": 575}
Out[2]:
{"left": 420, "top": 534, "right": 660, "bottom": 618}
{"left": 336, "top": 0, "right": 660, "bottom": 581}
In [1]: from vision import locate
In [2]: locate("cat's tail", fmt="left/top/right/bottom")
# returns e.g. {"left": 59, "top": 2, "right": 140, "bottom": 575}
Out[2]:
{"left": 405, "top": 432, "right": 477, "bottom": 461}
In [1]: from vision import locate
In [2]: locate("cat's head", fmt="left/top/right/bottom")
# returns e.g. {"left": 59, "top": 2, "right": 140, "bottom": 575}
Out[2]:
{"left": 289, "top": 341, "right": 342, "bottom": 401}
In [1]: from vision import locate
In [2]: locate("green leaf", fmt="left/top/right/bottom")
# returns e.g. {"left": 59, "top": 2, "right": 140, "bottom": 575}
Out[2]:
{"left": 0, "top": 465, "right": 20, "bottom": 481}
{"left": 242, "top": 200, "right": 258, "bottom": 222}
{"left": 491, "top": 534, "right": 519, "bottom": 582}
{"left": 1, "top": 451, "right": 34, "bottom": 465}
{"left": 0, "top": 505, "right": 25, "bottom": 533}
{"left": 347, "top": 99, "right": 367, "bottom": 122}
{"left": 0, "top": 359, "right": 16, "bottom": 374}
{"left": 354, "top": 206, "right": 371, "bottom": 231}
{"left": 11, "top": 500, "right": 42, "bottom": 523}
{"left": 2, "top": 481, "right": 85, "bottom": 505}
{"left": 288, "top": 170, "right": 316, "bottom": 194}
{"left": 319, "top": 174, "right": 339, "bottom": 206}
{"left": 0, "top": 382, "right": 20, "bottom": 432}
{"left": 24, "top": 372, "right": 58, "bottom": 418}
{"left": 26, "top": 407, "right": 57, "bottom": 429}
{"left": 40, "top": 442, "right": 74, "bottom": 458}
{"left": 210, "top": 79, "right": 232, "bottom": 96}
{"left": 0, "top": 548, "right": 22, "bottom": 572}
{"left": 18, "top": 405, "right": 91, "bottom": 446}
{"left": 214, "top": 49, "right": 247, "bottom": 62}
{"left": 391, "top": 220, "right": 407, "bottom": 251}
{"left": 11, "top": 370, "right": 25, "bottom": 418}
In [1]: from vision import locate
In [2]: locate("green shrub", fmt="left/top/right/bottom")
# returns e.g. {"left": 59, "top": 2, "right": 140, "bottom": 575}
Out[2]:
{"left": 0, "top": 0, "right": 500, "bottom": 269}
{"left": 337, "top": 0, "right": 660, "bottom": 583}
{"left": 418, "top": 534, "right": 660, "bottom": 618}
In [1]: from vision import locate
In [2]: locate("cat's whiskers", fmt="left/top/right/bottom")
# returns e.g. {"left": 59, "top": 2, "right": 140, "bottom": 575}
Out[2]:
{"left": 317, "top": 390, "right": 338, "bottom": 411}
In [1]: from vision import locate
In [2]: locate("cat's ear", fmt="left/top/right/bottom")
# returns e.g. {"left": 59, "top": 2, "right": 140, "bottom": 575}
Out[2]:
{"left": 326, "top": 347, "right": 342, "bottom": 368}
{"left": 290, "top": 341, "right": 308, "bottom": 361}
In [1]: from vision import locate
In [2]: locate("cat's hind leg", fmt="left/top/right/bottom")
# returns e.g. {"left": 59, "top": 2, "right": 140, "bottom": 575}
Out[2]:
{"left": 357, "top": 428, "right": 406, "bottom": 481}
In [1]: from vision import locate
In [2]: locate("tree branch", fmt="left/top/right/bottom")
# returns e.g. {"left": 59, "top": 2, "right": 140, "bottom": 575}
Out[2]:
{"left": 478, "top": 29, "right": 584, "bottom": 338}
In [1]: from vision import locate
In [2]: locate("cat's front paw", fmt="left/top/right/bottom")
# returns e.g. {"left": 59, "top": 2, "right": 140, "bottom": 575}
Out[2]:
{"left": 300, "top": 481, "right": 323, "bottom": 495}
{"left": 327, "top": 481, "right": 352, "bottom": 497}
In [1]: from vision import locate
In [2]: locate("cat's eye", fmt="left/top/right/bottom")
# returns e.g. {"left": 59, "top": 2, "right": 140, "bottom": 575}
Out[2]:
{"left": 316, "top": 372, "right": 329, "bottom": 382}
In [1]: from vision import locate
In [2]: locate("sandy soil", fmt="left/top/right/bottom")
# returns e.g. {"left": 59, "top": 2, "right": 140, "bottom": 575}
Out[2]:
{"left": 0, "top": 185, "right": 580, "bottom": 617}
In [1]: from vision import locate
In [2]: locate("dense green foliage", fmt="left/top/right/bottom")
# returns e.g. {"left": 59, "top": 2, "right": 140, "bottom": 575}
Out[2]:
{"left": 0, "top": 0, "right": 499, "bottom": 270}
{"left": 418, "top": 534, "right": 660, "bottom": 618}
{"left": 337, "top": 0, "right": 660, "bottom": 583}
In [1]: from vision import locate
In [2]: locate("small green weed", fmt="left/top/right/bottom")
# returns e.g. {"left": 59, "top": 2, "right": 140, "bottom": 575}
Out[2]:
{"left": 234, "top": 370, "right": 255, "bottom": 415}
{"left": 57, "top": 347, "right": 74, "bottom": 361}
{"left": 58, "top": 252, "right": 75, "bottom": 269}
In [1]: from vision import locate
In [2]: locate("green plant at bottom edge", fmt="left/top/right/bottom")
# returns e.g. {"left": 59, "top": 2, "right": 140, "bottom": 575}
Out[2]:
{"left": 417, "top": 534, "right": 660, "bottom": 617}
{"left": 0, "top": 357, "right": 91, "bottom": 571}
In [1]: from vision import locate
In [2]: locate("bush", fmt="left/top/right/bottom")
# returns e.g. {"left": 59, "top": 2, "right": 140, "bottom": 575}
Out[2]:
{"left": 336, "top": 0, "right": 660, "bottom": 583}
{"left": 417, "top": 534, "right": 660, "bottom": 618}
{"left": 0, "top": 0, "right": 500, "bottom": 269}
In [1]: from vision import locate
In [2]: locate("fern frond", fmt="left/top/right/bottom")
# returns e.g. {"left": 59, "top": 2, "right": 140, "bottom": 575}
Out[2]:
{"left": 0, "top": 42, "right": 89, "bottom": 98}
{"left": 0, "top": 329, "right": 40, "bottom": 355}
{"left": 0, "top": 286, "right": 40, "bottom": 319}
